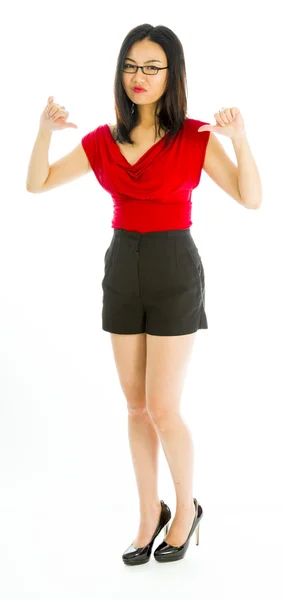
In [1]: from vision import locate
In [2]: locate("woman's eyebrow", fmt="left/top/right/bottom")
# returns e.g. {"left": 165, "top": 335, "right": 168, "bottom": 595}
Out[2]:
{"left": 125, "top": 57, "right": 162, "bottom": 64}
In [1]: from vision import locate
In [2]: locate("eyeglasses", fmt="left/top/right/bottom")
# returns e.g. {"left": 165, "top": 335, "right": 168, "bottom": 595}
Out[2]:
{"left": 122, "top": 64, "right": 169, "bottom": 76}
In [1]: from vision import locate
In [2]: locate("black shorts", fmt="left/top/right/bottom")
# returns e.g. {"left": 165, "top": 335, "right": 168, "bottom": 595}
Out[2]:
{"left": 101, "top": 227, "right": 208, "bottom": 336}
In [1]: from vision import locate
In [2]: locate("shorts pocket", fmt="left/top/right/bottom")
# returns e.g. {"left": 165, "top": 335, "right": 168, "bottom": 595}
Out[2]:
{"left": 176, "top": 239, "right": 203, "bottom": 282}
{"left": 103, "top": 237, "right": 120, "bottom": 281}
{"left": 186, "top": 245, "right": 203, "bottom": 275}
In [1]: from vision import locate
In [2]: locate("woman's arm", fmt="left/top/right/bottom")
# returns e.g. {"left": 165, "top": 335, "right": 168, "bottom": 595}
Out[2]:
{"left": 232, "top": 135, "right": 263, "bottom": 209}
{"left": 26, "top": 128, "right": 52, "bottom": 192}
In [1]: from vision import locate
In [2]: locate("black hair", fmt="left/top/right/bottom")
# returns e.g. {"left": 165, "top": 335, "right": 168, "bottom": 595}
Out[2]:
{"left": 112, "top": 23, "right": 189, "bottom": 147}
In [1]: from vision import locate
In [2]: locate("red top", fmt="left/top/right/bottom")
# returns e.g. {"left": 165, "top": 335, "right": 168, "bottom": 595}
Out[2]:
{"left": 81, "top": 117, "right": 210, "bottom": 233}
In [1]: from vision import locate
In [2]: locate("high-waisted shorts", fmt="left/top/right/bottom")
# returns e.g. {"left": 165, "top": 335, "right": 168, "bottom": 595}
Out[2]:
{"left": 101, "top": 227, "right": 208, "bottom": 336}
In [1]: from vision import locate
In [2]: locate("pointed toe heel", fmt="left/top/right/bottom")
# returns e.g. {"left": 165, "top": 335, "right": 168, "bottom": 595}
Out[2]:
{"left": 154, "top": 497, "right": 203, "bottom": 563}
{"left": 122, "top": 500, "right": 171, "bottom": 566}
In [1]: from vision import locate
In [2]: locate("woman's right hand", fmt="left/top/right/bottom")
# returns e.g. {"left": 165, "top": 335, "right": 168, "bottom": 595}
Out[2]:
{"left": 39, "top": 96, "right": 78, "bottom": 132}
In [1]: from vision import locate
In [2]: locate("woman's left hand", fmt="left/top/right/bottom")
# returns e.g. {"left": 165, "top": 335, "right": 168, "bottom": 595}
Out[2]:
{"left": 198, "top": 107, "right": 246, "bottom": 140}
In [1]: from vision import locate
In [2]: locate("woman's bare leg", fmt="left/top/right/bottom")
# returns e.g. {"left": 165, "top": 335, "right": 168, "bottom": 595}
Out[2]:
{"left": 146, "top": 332, "right": 197, "bottom": 546}
{"left": 110, "top": 333, "right": 162, "bottom": 547}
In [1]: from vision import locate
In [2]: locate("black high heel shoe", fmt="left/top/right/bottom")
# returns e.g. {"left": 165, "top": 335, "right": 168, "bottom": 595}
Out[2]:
{"left": 122, "top": 500, "right": 171, "bottom": 566}
{"left": 154, "top": 497, "right": 203, "bottom": 563}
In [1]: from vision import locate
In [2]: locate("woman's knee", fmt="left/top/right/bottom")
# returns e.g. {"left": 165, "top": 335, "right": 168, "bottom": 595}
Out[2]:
{"left": 123, "top": 383, "right": 147, "bottom": 416}
{"left": 147, "top": 403, "right": 180, "bottom": 430}
{"left": 127, "top": 402, "right": 148, "bottom": 418}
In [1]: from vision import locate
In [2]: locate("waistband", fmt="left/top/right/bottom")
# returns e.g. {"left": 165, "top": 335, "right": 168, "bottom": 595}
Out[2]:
{"left": 113, "top": 227, "right": 192, "bottom": 241}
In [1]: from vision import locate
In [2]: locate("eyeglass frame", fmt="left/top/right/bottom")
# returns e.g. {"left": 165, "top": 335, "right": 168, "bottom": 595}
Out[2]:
{"left": 122, "top": 64, "right": 169, "bottom": 75}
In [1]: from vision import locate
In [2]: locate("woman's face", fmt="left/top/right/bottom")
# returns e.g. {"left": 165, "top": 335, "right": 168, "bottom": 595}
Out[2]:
{"left": 121, "top": 39, "right": 169, "bottom": 110}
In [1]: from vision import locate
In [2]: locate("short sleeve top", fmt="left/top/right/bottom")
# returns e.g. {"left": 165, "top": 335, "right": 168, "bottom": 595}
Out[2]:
{"left": 81, "top": 117, "right": 210, "bottom": 233}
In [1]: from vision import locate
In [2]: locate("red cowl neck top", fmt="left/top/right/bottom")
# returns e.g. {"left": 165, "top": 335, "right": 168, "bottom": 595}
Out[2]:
{"left": 81, "top": 117, "right": 210, "bottom": 233}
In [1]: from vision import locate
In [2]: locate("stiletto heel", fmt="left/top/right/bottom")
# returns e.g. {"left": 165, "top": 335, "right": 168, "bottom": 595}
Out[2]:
{"left": 163, "top": 521, "right": 170, "bottom": 537}
{"left": 195, "top": 522, "right": 200, "bottom": 545}
{"left": 154, "top": 497, "right": 204, "bottom": 563}
{"left": 122, "top": 500, "right": 171, "bottom": 566}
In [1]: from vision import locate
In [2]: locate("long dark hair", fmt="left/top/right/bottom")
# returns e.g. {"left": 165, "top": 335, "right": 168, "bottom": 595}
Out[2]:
{"left": 113, "top": 24, "right": 189, "bottom": 147}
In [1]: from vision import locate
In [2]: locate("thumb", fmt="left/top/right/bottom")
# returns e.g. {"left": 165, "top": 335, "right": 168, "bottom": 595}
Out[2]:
{"left": 198, "top": 125, "right": 211, "bottom": 132}
{"left": 65, "top": 122, "right": 78, "bottom": 129}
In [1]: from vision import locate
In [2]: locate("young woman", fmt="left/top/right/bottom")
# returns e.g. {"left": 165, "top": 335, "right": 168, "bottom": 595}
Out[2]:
{"left": 26, "top": 23, "right": 261, "bottom": 566}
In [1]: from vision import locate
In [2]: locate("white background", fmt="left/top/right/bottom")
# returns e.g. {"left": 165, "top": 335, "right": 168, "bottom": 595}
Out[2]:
{"left": 1, "top": 1, "right": 281, "bottom": 598}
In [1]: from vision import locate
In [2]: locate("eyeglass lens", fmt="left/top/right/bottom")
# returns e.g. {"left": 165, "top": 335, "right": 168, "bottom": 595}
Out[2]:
{"left": 123, "top": 64, "right": 159, "bottom": 75}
